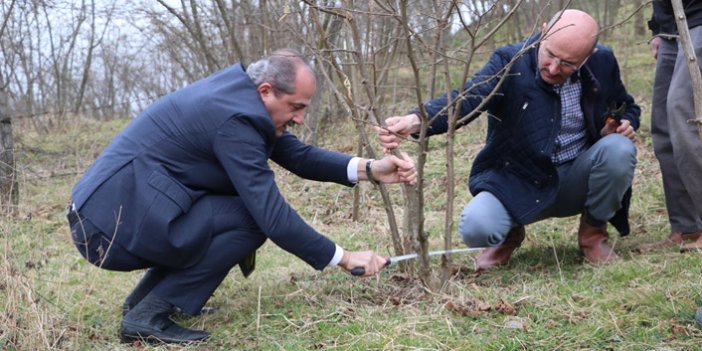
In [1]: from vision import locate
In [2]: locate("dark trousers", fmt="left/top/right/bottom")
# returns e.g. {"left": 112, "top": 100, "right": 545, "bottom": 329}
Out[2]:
{"left": 68, "top": 195, "right": 267, "bottom": 315}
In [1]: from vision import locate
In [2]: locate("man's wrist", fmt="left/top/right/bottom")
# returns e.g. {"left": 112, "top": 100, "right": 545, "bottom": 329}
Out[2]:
{"left": 366, "top": 159, "right": 379, "bottom": 185}
{"left": 410, "top": 113, "right": 421, "bottom": 132}
{"left": 328, "top": 245, "right": 345, "bottom": 266}
{"left": 347, "top": 157, "right": 361, "bottom": 183}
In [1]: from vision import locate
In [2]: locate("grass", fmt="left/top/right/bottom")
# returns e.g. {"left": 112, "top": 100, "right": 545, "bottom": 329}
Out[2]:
{"left": 4, "top": 24, "right": 702, "bottom": 350}
{"left": 4, "top": 105, "right": 702, "bottom": 350}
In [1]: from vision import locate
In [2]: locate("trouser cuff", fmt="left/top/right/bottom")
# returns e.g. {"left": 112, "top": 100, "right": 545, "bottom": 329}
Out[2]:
{"left": 585, "top": 212, "right": 606, "bottom": 227}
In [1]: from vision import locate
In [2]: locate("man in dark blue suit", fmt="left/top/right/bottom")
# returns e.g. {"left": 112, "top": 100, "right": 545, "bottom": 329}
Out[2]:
{"left": 67, "top": 49, "right": 416, "bottom": 344}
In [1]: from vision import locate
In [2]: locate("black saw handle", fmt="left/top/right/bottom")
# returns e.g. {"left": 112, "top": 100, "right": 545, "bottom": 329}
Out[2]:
{"left": 350, "top": 259, "right": 391, "bottom": 276}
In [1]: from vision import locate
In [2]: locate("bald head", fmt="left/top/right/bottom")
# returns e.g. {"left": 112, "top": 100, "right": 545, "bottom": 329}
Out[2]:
{"left": 543, "top": 10, "right": 599, "bottom": 56}
{"left": 537, "top": 10, "right": 599, "bottom": 85}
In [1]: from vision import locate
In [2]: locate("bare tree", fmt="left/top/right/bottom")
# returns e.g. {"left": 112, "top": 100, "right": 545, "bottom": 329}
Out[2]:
{"left": 0, "top": 83, "right": 17, "bottom": 214}
{"left": 298, "top": 0, "right": 541, "bottom": 289}
{"left": 74, "top": 0, "right": 112, "bottom": 114}
{"left": 0, "top": 0, "right": 17, "bottom": 213}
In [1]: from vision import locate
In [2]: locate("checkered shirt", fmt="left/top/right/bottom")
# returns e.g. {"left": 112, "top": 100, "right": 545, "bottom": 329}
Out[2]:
{"left": 551, "top": 78, "right": 587, "bottom": 164}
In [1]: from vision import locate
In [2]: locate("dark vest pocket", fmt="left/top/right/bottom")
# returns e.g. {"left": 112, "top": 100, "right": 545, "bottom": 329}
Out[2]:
{"left": 147, "top": 171, "right": 193, "bottom": 213}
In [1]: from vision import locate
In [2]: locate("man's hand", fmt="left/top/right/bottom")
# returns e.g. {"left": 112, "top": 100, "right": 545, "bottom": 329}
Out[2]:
{"left": 650, "top": 36, "right": 661, "bottom": 59}
{"left": 601, "top": 118, "right": 637, "bottom": 142}
{"left": 369, "top": 152, "right": 417, "bottom": 186}
{"left": 339, "top": 250, "right": 388, "bottom": 277}
{"left": 376, "top": 114, "right": 421, "bottom": 152}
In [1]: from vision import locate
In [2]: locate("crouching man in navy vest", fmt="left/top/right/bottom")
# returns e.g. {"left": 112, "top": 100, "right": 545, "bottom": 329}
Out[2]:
{"left": 378, "top": 10, "right": 639, "bottom": 272}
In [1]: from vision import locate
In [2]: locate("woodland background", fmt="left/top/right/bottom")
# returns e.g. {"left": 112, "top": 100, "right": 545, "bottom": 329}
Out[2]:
{"left": 4, "top": 1, "right": 702, "bottom": 350}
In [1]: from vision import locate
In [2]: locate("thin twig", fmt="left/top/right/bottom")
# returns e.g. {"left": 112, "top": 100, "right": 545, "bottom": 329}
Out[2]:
{"left": 599, "top": 0, "right": 653, "bottom": 34}
{"left": 349, "top": 116, "right": 419, "bottom": 144}
{"left": 256, "top": 285, "right": 262, "bottom": 341}
{"left": 549, "top": 233, "right": 564, "bottom": 283}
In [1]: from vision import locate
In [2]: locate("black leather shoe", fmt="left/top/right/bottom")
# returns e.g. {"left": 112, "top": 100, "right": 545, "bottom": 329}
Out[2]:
{"left": 122, "top": 269, "right": 164, "bottom": 317}
{"left": 123, "top": 303, "right": 216, "bottom": 317}
{"left": 119, "top": 292, "right": 209, "bottom": 344}
{"left": 121, "top": 270, "right": 216, "bottom": 317}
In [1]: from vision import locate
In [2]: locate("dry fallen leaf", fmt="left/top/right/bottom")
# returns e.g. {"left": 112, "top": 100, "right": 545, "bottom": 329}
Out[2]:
{"left": 445, "top": 299, "right": 491, "bottom": 317}
{"left": 496, "top": 299, "right": 517, "bottom": 315}
{"left": 669, "top": 320, "right": 691, "bottom": 336}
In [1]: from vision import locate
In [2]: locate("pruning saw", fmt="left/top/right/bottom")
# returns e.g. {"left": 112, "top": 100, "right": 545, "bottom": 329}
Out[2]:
{"left": 350, "top": 247, "right": 484, "bottom": 276}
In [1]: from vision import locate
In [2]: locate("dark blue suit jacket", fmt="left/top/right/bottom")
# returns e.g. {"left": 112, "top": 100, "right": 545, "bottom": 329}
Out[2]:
{"left": 71, "top": 64, "right": 353, "bottom": 270}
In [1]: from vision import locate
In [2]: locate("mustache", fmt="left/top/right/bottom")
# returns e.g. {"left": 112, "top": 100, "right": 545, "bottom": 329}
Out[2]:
{"left": 286, "top": 120, "right": 296, "bottom": 128}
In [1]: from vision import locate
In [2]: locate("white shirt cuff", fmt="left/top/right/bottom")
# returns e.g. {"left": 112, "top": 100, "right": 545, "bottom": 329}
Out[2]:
{"left": 347, "top": 157, "right": 361, "bottom": 183}
{"left": 328, "top": 244, "right": 344, "bottom": 266}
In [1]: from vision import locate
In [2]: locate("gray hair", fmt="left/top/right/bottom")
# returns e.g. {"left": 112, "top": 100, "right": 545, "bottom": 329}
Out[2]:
{"left": 246, "top": 49, "right": 312, "bottom": 96}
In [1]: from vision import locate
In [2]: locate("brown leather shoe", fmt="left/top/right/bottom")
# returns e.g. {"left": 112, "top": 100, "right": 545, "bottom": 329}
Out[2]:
{"left": 475, "top": 226, "right": 525, "bottom": 272}
{"left": 636, "top": 232, "right": 702, "bottom": 252}
{"left": 680, "top": 233, "right": 702, "bottom": 252}
{"left": 578, "top": 215, "right": 619, "bottom": 264}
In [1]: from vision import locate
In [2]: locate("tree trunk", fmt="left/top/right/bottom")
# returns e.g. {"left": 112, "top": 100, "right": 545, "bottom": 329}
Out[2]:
{"left": 0, "top": 90, "right": 18, "bottom": 214}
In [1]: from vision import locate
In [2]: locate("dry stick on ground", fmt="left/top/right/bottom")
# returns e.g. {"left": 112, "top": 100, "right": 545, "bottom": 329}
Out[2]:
{"left": 256, "top": 285, "right": 262, "bottom": 341}
{"left": 671, "top": 0, "right": 702, "bottom": 141}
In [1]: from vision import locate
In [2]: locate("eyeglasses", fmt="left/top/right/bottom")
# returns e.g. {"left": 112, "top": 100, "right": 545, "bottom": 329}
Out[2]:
{"left": 543, "top": 47, "right": 581, "bottom": 71}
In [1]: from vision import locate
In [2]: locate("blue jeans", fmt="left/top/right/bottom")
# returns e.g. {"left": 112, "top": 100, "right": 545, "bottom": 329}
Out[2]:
{"left": 458, "top": 133, "right": 636, "bottom": 247}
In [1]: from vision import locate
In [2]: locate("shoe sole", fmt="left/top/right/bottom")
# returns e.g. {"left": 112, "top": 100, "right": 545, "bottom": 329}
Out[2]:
{"left": 119, "top": 329, "right": 209, "bottom": 344}
{"left": 122, "top": 305, "right": 216, "bottom": 317}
